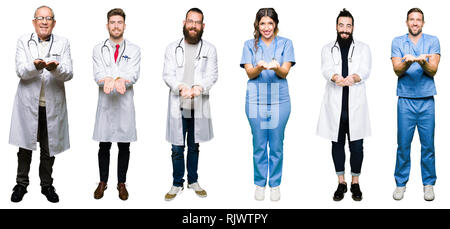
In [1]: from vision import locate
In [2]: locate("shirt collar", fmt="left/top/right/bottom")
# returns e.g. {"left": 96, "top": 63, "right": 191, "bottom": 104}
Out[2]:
{"left": 108, "top": 39, "right": 124, "bottom": 49}
{"left": 38, "top": 35, "right": 52, "bottom": 43}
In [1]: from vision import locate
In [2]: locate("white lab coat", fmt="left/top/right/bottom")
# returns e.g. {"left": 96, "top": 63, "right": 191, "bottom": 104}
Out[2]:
{"left": 9, "top": 33, "right": 73, "bottom": 156}
{"left": 163, "top": 39, "right": 218, "bottom": 146}
{"left": 317, "top": 40, "right": 372, "bottom": 142}
{"left": 92, "top": 39, "right": 140, "bottom": 142}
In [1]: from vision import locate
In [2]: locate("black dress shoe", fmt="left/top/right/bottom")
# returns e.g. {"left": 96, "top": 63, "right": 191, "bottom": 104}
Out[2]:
{"left": 333, "top": 183, "right": 347, "bottom": 201}
{"left": 41, "top": 186, "right": 59, "bottom": 203}
{"left": 11, "top": 185, "right": 27, "bottom": 203}
{"left": 350, "top": 183, "right": 363, "bottom": 201}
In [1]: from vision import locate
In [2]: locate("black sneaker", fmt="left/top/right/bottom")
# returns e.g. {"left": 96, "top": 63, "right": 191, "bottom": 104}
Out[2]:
{"left": 333, "top": 183, "right": 347, "bottom": 201}
{"left": 11, "top": 185, "right": 27, "bottom": 203}
{"left": 350, "top": 183, "right": 363, "bottom": 201}
{"left": 41, "top": 185, "right": 59, "bottom": 203}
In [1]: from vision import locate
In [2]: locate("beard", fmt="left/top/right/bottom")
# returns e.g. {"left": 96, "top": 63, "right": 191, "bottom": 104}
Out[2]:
{"left": 408, "top": 27, "right": 422, "bottom": 37}
{"left": 337, "top": 31, "right": 353, "bottom": 46}
{"left": 109, "top": 30, "right": 124, "bottom": 41}
{"left": 183, "top": 25, "right": 203, "bottom": 44}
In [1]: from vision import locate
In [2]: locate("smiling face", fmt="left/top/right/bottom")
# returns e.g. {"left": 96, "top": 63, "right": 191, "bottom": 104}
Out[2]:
{"left": 107, "top": 15, "right": 126, "bottom": 41}
{"left": 407, "top": 12, "right": 424, "bottom": 37}
{"left": 258, "top": 16, "right": 276, "bottom": 40}
{"left": 33, "top": 7, "right": 55, "bottom": 40}
{"left": 183, "top": 11, "right": 204, "bottom": 44}
{"left": 336, "top": 16, "right": 353, "bottom": 40}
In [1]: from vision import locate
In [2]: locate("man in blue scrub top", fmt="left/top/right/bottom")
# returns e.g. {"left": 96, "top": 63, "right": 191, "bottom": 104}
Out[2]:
{"left": 391, "top": 8, "right": 441, "bottom": 201}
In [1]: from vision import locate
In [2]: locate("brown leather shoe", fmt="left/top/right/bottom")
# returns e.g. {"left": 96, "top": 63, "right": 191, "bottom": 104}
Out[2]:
{"left": 117, "top": 183, "right": 129, "bottom": 201}
{"left": 94, "top": 182, "right": 107, "bottom": 199}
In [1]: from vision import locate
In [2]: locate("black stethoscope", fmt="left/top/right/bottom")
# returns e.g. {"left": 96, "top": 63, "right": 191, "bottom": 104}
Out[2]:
{"left": 175, "top": 38, "right": 203, "bottom": 68}
{"left": 331, "top": 39, "right": 355, "bottom": 65}
{"left": 101, "top": 39, "right": 127, "bottom": 66}
{"left": 27, "top": 33, "right": 53, "bottom": 59}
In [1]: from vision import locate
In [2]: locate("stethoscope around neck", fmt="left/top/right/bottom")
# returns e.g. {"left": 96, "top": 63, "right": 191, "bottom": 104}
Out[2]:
{"left": 255, "top": 36, "right": 278, "bottom": 63}
{"left": 101, "top": 39, "right": 126, "bottom": 67}
{"left": 27, "top": 33, "right": 54, "bottom": 60}
{"left": 175, "top": 38, "right": 203, "bottom": 68}
{"left": 331, "top": 39, "right": 355, "bottom": 65}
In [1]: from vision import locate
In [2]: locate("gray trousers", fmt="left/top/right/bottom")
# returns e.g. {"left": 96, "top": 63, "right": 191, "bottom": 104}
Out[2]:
{"left": 16, "top": 106, "right": 55, "bottom": 187}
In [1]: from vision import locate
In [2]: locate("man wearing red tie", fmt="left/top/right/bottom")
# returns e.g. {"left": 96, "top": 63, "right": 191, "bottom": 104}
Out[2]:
{"left": 91, "top": 8, "right": 141, "bottom": 201}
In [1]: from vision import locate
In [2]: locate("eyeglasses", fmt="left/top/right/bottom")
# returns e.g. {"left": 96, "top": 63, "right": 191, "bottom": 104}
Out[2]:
{"left": 186, "top": 19, "right": 202, "bottom": 26}
{"left": 34, "top": 16, "right": 54, "bottom": 21}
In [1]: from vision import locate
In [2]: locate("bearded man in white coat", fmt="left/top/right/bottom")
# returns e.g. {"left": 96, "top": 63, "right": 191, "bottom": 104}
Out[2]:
{"left": 9, "top": 6, "right": 73, "bottom": 203}
{"left": 92, "top": 8, "right": 140, "bottom": 201}
{"left": 163, "top": 8, "right": 218, "bottom": 201}
{"left": 317, "top": 9, "right": 371, "bottom": 202}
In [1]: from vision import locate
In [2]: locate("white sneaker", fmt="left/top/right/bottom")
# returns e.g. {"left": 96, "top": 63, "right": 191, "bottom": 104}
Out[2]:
{"left": 424, "top": 185, "right": 435, "bottom": 201}
{"left": 393, "top": 186, "right": 406, "bottom": 200}
{"left": 187, "top": 182, "right": 207, "bottom": 198}
{"left": 270, "top": 186, "right": 281, "bottom": 201}
{"left": 255, "top": 185, "right": 265, "bottom": 201}
{"left": 165, "top": 185, "right": 183, "bottom": 201}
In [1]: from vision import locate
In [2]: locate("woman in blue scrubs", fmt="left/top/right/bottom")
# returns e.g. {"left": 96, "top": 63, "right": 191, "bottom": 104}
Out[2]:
{"left": 240, "top": 8, "right": 295, "bottom": 201}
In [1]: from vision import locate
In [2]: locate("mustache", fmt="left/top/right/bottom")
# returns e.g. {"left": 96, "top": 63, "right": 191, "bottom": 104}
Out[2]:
{"left": 183, "top": 25, "right": 203, "bottom": 44}
{"left": 187, "top": 27, "right": 199, "bottom": 32}
{"left": 338, "top": 31, "right": 352, "bottom": 36}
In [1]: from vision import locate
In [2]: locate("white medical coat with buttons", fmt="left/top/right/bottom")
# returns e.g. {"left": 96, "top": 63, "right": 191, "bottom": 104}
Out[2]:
{"left": 317, "top": 40, "right": 372, "bottom": 142}
{"left": 92, "top": 39, "right": 140, "bottom": 142}
{"left": 163, "top": 39, "right": 218, "bottom": 146}
{"left": 9, "top": 33, "right": 73, "bottom": 156}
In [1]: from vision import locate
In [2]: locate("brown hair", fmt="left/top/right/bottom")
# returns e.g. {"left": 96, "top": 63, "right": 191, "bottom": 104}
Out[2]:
{"left": 253, "top": 8, "right": 279, "bottom": 52}
{"left": 107, "top": 8, "right": 126, "bottom": 22}
{"left": 407, "top": 8, "right": 424, "bottom": 21}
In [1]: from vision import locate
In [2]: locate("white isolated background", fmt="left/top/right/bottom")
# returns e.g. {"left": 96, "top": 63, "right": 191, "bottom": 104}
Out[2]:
{"left": 0, "top": 0, "right": 449, "bottom": 209}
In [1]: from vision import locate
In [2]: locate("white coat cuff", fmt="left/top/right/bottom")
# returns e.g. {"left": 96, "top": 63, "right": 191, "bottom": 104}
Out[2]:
{"left": 328, "top": 72, "right": 335, "bottom": 82}
{"left": 193, "top": 84, "right": 208, "bottom": 95}
{"left": 174, "top": 82, "right": 188, "bottom": 95}
{"left": 351, "top": 73, "right": 364, "bottom": 85}
{"left": 27, "top": 62, "right": 43, "bottom": 76}
{"left": 50, "top": 65, "right": 65, "bottom": 80}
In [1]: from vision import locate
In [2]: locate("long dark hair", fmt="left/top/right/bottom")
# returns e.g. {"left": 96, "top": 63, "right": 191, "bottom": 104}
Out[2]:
{"left": 253, "top": 8, "right": 279, "bottom": 52}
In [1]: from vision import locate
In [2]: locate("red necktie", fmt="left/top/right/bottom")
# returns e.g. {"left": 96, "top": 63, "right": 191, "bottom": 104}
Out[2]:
{"left": 114, "top": 44, "right": 120, "bottom": 63}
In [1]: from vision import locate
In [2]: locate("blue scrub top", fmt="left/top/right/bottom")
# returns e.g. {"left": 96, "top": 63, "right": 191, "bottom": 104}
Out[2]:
{"left": 240, "top": 36, "right": 296, "bottom": 105}
{"left": 391, "top": 33, "right": 440, "bottom": 98}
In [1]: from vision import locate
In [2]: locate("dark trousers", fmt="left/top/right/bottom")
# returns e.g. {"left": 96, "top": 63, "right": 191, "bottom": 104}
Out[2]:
{"left": 16, "top": 106, "right": 55, "bottom": 187}
{"left": 331, "top": 116, "right": 364, "bottom": 176}
{"left": 98, "top": 142, "right": 130, "bottom": 183}
{"left": 172, "top": 109, "right": 200, "bottom": 187}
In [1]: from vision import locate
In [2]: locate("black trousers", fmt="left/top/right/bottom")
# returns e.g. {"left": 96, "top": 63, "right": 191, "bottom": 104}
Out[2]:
{"left": 331, "top": 116, "right": 364, "bottom": 176}
{"left": 16, "top": 106, "right": 55, "bottom": 187}
{"left": 98, "top": 142, "right": 130, "bottom": 183}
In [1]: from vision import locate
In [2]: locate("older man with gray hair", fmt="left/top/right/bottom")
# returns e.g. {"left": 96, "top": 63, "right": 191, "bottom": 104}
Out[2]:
{"left": 9, "top": 5, "right": 73, "bottom": 203}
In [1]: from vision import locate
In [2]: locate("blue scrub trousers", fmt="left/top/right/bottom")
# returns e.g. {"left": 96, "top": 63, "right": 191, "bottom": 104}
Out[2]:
{"left": 395, "top": 97, "right": 436, "bottom": 187}
{"left": 246, "top": 101, "right": 291, "bottom": 187}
